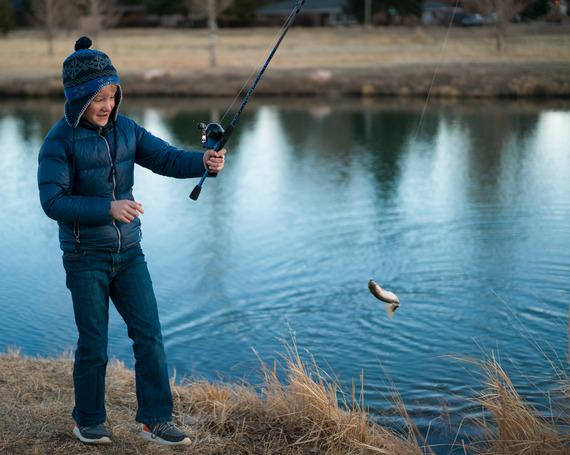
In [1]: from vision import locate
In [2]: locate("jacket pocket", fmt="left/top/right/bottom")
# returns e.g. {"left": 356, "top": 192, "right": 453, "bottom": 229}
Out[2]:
{"left": 62, "top": 250, "right": 89, "bottom": 262}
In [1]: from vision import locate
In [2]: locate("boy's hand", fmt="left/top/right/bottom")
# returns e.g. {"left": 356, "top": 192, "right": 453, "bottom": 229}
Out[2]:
{"left": 110, "top": 200, "right": 144, "bottom": 223}
{"left": 203, "top": 148, "right": 226, "bottom": 173}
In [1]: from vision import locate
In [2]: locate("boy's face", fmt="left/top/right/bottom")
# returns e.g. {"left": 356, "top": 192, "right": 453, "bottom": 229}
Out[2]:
{"left": 83, "top": 84, "right": 117, "bottom": 127}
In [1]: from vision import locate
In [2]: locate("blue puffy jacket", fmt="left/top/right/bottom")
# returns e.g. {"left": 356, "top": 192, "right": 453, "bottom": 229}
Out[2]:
{"left": 38, "top": 114, "right": 206, "bottom": 252}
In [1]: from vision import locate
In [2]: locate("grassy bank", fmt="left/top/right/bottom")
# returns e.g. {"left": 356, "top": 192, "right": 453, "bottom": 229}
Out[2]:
{"left": 1, "top": 338, "right": 569, "bottom": 454}
{"left": 1, "top": 23, "right": 570, "bottom": 97}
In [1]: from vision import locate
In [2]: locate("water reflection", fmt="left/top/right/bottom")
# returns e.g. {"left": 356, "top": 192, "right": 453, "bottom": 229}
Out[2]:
{"left": 1, "top": 96, "right": 569, "bottom": 453}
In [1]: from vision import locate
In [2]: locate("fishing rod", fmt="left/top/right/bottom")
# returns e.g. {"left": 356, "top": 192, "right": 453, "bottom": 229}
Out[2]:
{"left": 190, "top": 0, "right": 306, "bottom": 201}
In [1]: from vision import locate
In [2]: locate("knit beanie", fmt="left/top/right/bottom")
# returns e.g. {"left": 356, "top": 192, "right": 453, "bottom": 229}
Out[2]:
{"left": 62, "top": 36, "right": 122, "bottom": 128}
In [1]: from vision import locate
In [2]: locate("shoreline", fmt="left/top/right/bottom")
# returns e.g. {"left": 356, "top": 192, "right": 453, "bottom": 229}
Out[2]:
{"left": 2, "top": 348, "right": 569, "bottom": 454}
{"left": 2, "top": 24, "right": 570, "bottom": 99}
{"left": 2, "top": 62, "right": 570, "bottom": 99}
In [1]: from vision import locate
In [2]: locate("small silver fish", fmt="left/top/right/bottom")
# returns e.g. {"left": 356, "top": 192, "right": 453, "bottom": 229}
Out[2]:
{"left": 368, "top": 279, "right": 400, "bottom": 319}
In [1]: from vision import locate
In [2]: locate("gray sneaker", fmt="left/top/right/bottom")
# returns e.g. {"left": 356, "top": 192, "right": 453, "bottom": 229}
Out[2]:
{"left": 140, "top": 422, "right": 191, "bottom": 446}
{"left": 73, "top": 423, "right": 112, "bottom": 444}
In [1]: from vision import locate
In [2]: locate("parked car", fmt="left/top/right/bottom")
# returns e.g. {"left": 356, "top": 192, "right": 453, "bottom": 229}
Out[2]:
{"left": 454, "top": 12, "right": 493, "bottom": 26}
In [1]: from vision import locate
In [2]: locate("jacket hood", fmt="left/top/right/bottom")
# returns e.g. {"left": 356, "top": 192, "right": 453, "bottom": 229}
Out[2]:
{"left": 64, "top": 82, "right": 122, "bottom": 128}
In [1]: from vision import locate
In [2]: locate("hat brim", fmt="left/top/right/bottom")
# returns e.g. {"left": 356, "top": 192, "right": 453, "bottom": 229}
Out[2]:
{"left": 65, "top": 82, "right": 122, "bottom": 128}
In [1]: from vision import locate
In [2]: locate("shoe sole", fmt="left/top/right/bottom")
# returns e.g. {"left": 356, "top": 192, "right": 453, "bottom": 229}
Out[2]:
{"left": 140, "top": 428, "right": 191, "bottom": 446}
{"left": 73, "top": 426, "right": 112, "bottom": 444}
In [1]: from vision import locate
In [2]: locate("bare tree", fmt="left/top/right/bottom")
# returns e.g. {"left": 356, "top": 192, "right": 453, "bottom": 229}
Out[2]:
{"left": 31, "top": 0, "right": 77, "bottom": 55}
{"left": 78, "top": 0, "right": 119, "bottom": 43}
{"left": 461, "top": 0, "right": 531, "bottom": 55}
{"left": 186, "top": 0, "right": 233, "bottom": 68}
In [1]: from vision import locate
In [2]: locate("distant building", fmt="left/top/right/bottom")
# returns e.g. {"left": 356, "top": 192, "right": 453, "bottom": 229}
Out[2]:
{"left": 422, "top": 1, "right": 462, "bottom": 25}
{"left": 255, "top": 0, "right": 358, "bottom": 26}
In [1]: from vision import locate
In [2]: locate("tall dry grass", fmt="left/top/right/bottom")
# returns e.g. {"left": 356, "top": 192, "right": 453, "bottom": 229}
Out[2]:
{"left": 450, "top": 350, "right": 570, "bottom": 454}
{"left": 449, "top": 296, "right": 570, "bottom": 454}
{"left": 176, "top": 336, "right": 426, "bottom": 454}
{"left": 1, "top": 327, "right": 569, "bottom": 454}
{"left": 0, "top": 342, "right": 427, "bottom": 454}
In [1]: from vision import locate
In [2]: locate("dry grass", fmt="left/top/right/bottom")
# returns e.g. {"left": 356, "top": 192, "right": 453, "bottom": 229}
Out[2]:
{"left": 444, "top": 297, "right": 570, "bottom": 454}
{"left": 2, "top": 331, "right": 570, "bottom": 455}
{"left": 1, "top": 23, "right": 569, "bottom": 79}
{"left": 0, "top": 341, "right": 427, "bottom": 455}
{"left": 450, "top": 351, "right": 570, "bottom": 455}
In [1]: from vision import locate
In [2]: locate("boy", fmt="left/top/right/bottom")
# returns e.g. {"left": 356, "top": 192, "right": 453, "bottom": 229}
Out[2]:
{"left": 38, "top": 36, "right": 226, "bottom": 446}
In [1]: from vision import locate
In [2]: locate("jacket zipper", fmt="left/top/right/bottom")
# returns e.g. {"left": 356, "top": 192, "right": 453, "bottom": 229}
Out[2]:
{"left": 100, "top": 127, "right": 121, "bottom": 253}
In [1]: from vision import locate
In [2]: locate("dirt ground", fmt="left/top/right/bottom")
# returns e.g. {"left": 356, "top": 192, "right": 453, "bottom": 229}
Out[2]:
{"left": 1, "top": 22, "right": 570, "bottom": 98}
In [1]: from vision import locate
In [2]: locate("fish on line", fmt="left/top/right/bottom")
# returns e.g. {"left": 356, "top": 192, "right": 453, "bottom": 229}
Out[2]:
{"left": 368, "top": 279, "right": 400, "bottom": 320}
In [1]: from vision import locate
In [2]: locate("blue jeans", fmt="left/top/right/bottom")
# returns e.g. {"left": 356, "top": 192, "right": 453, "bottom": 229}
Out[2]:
{"left": 63, "top": 247, "right": 173, "bottom": 427}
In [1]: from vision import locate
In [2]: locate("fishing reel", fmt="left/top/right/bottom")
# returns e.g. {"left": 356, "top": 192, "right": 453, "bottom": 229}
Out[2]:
{"left": 197, "top": 122, "right": 224, "bottom": 150}
{"left": 190, "top": 0, "right": 303, "bottom": 202}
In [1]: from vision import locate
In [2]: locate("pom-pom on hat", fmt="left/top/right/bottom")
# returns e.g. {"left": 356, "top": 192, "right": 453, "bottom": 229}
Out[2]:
{"left": 62, "top": 36, "right": 122, "bottom": 128}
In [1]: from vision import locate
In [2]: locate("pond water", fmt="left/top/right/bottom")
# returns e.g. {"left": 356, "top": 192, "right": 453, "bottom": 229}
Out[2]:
{"left": 1, "top": 95, "right": 569, "bottom": 453}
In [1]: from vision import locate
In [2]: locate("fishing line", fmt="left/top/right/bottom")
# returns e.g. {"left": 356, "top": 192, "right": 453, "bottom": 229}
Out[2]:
{"left": 220, "top": 7, "right": 300, "bottom": 125}
{"left": 411, "top": 0, "right": 460, "bottom": 147}
{"left": 191, "top": 0, "right": 306, "bottom": 201}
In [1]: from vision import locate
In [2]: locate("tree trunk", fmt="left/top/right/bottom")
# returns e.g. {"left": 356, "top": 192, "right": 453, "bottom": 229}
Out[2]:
{"left": 208, "top": 0, "right": 217, "bottom": 68}
{"left": 495, "top": 0, "right": 505, "bottom": 56}
{"left": 364, "top": 0, "right": 371, "bottom": 27}
{"left": 45, "top": 0, "right": 54, "bottom": 55}
{"left": 496, "top": 27, "right": 504, "bottom": 55}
